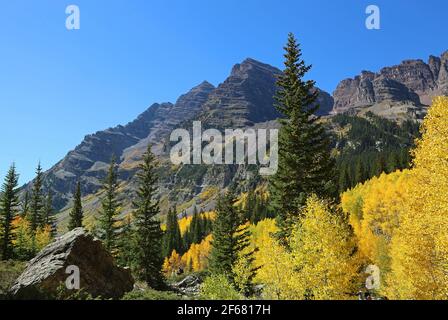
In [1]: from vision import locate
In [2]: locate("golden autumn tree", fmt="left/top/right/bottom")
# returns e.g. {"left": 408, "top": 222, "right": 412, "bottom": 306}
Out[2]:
{"left": 386, "top": 97, "right": 448, "bottom": 299}
{"left": 181, "top": 234, "right": 212, "bottom": 273}
{"left": 341, "top": 170, "right": 414, "bottom": 282}
{"left": 162, "top": 250, "right": 182, "bottom": 277}
{"left": 289, "top": 195, "right": 360, "bottom": 300}
{"left": 251, "top": 219, "right": 298, "bottom": 299}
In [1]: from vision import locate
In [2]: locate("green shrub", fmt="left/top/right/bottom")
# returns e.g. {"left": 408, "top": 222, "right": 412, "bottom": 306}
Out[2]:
{"left": 200, "top": 274, "right": 242, "bottom": 300}
{"left": 0, "top": 260, "right": 26, "bottom": 299}
{"left": 122, "top": 289, "right": 181, "bottom": 300}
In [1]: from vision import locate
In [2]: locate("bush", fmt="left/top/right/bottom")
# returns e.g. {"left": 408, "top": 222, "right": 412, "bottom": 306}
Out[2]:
{"left": 0, "top": 260, "right": 26, "bottom": 299}
{"left": 200, "top": 274, "right": 242, "bottom": 300}
{"left": 122, "top": 289, "right": 181, "bottom": 300}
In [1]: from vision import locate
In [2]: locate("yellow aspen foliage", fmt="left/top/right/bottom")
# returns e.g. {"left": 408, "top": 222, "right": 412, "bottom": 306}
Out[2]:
{"left": 289, "top": 195, "right": 360, "bottom": 300}
{"left": 386, "top": 97, "right": 448, "bottom": 299}
{"left": 235, "top": 184, "right": 270, "bottom": 209}
{"left": 12, "top": 217, "right": 34, "bottom": 258}
{"left": 164, "top": 234, "right": 214, "bottom": 275}
{"left": 12, "top": 217, "right": 53, "bottom": 258}
{"left": 162, "top": 250, "right": 182, "bottom": 276}
{"left": 341, "top": 170, "right": 414, "bottom": 277}
{"left": 251, "top": 219, "right": 299, "bottom": 299}
{"left": 178, "top": 212, "right": 215, "bottom": 236}
{"left": 35, "top": 225, "right": 52, "bottom": 250}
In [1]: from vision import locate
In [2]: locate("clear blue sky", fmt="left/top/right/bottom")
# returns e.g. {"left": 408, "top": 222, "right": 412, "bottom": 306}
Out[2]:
{"left": 1, "top": 0, "right": 447, "bottom": 184}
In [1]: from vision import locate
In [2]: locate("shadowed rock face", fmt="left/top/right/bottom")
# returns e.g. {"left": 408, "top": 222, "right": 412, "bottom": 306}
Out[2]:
{"left": 9, "top": 228, "right": 134, "bottom": 300}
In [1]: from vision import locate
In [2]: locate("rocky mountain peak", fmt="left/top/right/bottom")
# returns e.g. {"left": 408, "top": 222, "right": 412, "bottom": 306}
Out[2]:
{"left": 333, "top": 50, "right": 448, "bottom": 115}
{"left": 230, "top": 58, "right": 281, "bottom": 79}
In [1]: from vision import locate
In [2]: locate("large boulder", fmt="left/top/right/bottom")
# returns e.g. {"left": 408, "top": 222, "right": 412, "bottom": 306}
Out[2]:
{"left": 9, "top": 228, "right": 134, "bottom": 300}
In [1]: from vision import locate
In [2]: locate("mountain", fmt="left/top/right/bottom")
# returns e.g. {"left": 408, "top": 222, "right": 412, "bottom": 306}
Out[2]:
{"left": 28, "top": 58, "right": 333, "bottom": 217}
{"left": 332, "top": 51, "right": 448, "bottom": 120}
{"left": 21, "top": 51, "right": 448, "bottom": 229}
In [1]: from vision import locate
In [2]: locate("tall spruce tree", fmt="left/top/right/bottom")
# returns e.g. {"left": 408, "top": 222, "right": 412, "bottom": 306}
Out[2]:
{"left": 21, "top": 191, "right": 30, "bottom": 218}
{"left": 133, "top": 145, "right": 164, "bottom": 289}
{"left": 162, "top": 207, "right": 181, "bottom": 257}
{"left": 269, "top": 33, "right": 336, "bottom": 243}
{"left": 97, "top": 157, "right": 121, "bottom": 253}
{"left": 43, "top": 191, "right": 56, "bottom": 236}
{"left": 209, "top": 190, "right": 257, "bottom": 285}
{"left": 30, "top": 163, "right": 44, "bottom": 233}
{"left": 68, "top": 181, "right": 83, "bottom": 230}
{"left": 0, "top": 164, "right": 20, "bottom": 260}
{"left": 117, "top": 215, "right": 137, "bottom": 269}
{"left": 190, "top": 206, "right": 202, "bottom": 244}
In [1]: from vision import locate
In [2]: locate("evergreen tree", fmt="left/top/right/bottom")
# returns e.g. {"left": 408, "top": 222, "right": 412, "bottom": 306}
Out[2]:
{"left": 68, "top": 181, "right": 83, "bottom": 230}
{"left": 0, "top": 164, "right": 20, "bottom": 260}
{"left": 133, "top": 145, "right": 164, "bottom": 289}
{"left": 97, "top": 157, "right": 121, "bottom": 253}
{"left": 43, "top": 191, "right": 56, "bottom": 236}
{"left": 209, "top": 190, "right": 258, "bottom": 288}
{"left": 162, "top": 207, "right": 181, "bottom": 257}
{"left": 30, "top": 163, "right": 44, "bottom": 233}
{"left": 117, "top": 215, "right": 137, "bottom": 269}
{"left": 269, "top": 33, "right": 336, "bottom": 244}
{"left": 353, "top": 158, "right": 364, "bottom": 186}
{"left": 21, "top": 191, "right": 30, "bottom": 218}
{"left": 190, "top": 206, "right": 201, "bottom": 244}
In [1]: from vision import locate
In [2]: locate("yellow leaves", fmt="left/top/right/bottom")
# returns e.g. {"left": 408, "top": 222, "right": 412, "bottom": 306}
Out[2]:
{"left": 35, "top": 225, "right": 52, "bottom": 250}
{"left": 289, "top": 195, "right": 360, "bottom": 300}
{"left": 163, "top": 250, "right": 182, "bottom": 276}
{"left": 341, "top": 170, "right": 414, "bottom": 274}
{"left": 12, "top": 217, "right": 52, "bottom": 256}
{"left": 178, "top": 211, "right": 215, "bottom": 236}
{"left": 163, "top": 235, "right": 213, "bottom": 276}
{"left": 253, "top": 202, "right": 360, "bottom": 301}
{"left": 385, "top": 97, "right": 448, "bottom": 300}
{"left": 341, "top": 97, "right": 448, "bottom": 299}
{"left": 252, "top": 221, "right": 297, "bottom": 299}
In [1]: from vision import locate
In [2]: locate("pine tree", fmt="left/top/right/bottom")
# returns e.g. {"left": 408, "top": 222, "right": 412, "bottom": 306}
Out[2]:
{"left": 133, "top": 145, "right": 164, "bottom": 289}
{"left": 209, "top": 190, "right": 257, "bottom": 287}
{"left": 68, "top": 181, "right": 83, "bottom": 230}
{"left": 30, "top": 163, "right": 44, "bottom": 233}
{"left": 269, "top": 33, "right": 336, "bottom": 244}
{"left": 43, "top": 191, "right": 56, "bottom": 237}
{"left": 21, "top": 191, "right": 30, "bottom": 218}
{"left": 190, "top": 206, "right": 201, "bottom": 244}
{"left": 117, "top": 215, "right": 137, "bottom": 269}
{"left": 162, "top": 207, "right": 181, "bottom": 257}
{"left": 97, "top": 157, "right": 121, "bottom": 253}
{"left": 0, "top": 164, "right": 20, "bottom": 260}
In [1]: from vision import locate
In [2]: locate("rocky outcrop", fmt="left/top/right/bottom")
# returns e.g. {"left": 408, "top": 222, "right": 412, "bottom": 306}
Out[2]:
{"left": 9, "top": 228, "right": 134, "bottom": 300}
{"left": 172, "top": 275, "right": 202, "bottom": 296}
{"left": 198, "top": 58, "right": 282, "bottom": 128}
{"left": 372, "top": 77, "right": 421, "bottom": 104}
{"left": 332, "top": 51, "right": 448, "bottom": 114}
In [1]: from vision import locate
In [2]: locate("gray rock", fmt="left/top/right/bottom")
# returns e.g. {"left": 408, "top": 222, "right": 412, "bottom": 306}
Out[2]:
{"left": 332, "top": 50, "right": 448, "bottom": 115}
{"left": 172, "top": 275, "right": 202, "bottom": 296}
{"left": 9, "top": 228, "right": 134, "bottom": 300}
